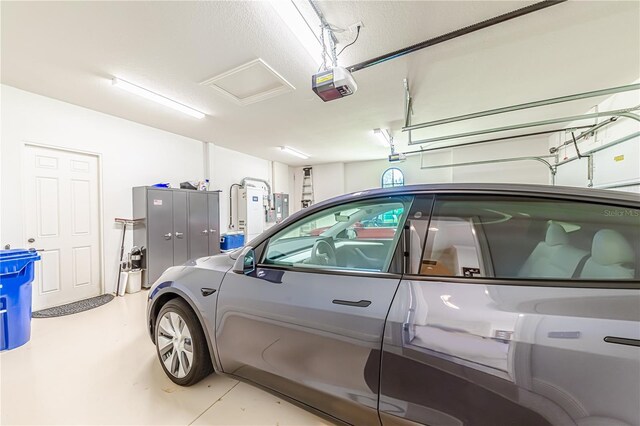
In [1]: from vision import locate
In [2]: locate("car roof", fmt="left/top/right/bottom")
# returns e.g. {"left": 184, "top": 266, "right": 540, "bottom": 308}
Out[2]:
{"left": 329, "top": 183, "right": 640, "bottom": 205}
{"left": 247, "top": 183, "right": 638, "bottom": 248}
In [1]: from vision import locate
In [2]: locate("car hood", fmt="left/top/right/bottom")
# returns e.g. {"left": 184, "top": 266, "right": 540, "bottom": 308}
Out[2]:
{"left": 184, "top": 252, "right": 235, "bottom": 273}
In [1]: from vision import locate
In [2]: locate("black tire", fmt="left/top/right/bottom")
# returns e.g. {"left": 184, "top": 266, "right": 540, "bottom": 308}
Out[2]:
{"left": 155, "top": 298, "right": 213, "bottom": 386}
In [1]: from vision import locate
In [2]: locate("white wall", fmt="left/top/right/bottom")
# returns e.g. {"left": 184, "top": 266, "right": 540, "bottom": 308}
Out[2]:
{"left": 272, "top": 161, "right": 290, "bottom": 197}
{"left": 550, "top": 86, "right": 640, "bottom": 192}
{"left": 290, "top": 162, "right": 346, "bottom": 212}
{"left": 347, "top": 137, "right": 551, "bottom": 193}
{"left": 1, "top": 85, "right": 292, "bottom": 294}
{"left": 208, "top": 144, "right": 290, "bottom": 234}
{"left": 1, "top": 85, "right": 207, "bottom": 294}
{"left": 289, "top": 136, "right": 551, "bottom": 213}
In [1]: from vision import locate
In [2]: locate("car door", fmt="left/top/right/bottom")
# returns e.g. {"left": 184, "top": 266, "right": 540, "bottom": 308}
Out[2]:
{"left": 216, "top": 195, "right": 416, "bottom": 425}
{"left": 379, "top": 193, "right": 640, "bottom": 426}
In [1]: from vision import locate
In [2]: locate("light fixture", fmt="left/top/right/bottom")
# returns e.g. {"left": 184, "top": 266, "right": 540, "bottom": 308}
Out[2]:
{"left": 280, "top": 146, "right": 309, "bottom": 159}
{"left": 268, "top": 0, "right": 328, "bottom": 67}
{"left": 112, "top": 78, "right": 205, "bottom": 119}
{"left": 373, "top": 128, "right": 392, "bottom": 146}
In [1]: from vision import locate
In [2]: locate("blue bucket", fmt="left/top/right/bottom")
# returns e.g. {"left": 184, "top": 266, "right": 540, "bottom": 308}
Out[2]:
{"left": 0, "top": 249, "right": 41, "bottom": 351}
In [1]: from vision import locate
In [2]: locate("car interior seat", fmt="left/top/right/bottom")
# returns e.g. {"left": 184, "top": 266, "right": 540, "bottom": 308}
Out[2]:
{"left": 519, "top": 223, "right": 589, "bottom": 278}
{"left": 580, "top": 229, "right": 636, "bottom": 280}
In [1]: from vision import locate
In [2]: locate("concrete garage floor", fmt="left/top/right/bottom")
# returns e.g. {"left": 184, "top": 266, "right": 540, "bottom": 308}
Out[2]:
{"left": 0, "top": 291, "right": 331, "bottom": 425}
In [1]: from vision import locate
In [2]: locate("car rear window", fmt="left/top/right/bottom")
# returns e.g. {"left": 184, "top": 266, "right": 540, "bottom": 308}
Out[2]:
{"left": 411, "top": 195, "right": 639, "bottom": 281}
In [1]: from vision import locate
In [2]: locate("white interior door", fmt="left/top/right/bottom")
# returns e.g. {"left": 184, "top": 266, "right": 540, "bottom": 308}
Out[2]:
{"left": 24, "top": 145, "right": 101, "bottom": 310}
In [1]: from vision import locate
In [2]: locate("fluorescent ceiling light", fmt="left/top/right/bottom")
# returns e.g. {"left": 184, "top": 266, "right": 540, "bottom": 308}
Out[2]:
{"left": 373, "top": 128, "right": 392, "bottom": 146}
{"left": 268, "top": 0, "right": 328, "bottom": 66}
{"left": 281, "top": 146, "right": 309, "bottom": 159}
{"left": 112, "top": 78, "right": 205, "bottom": 119}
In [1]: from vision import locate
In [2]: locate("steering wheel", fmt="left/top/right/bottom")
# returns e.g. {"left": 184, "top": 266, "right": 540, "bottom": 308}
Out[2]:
{"left": 370, "top": 217, "right": 384, "bottom": 227}
{"left": 310, "top": 239, "right": 337, "bottom": 266}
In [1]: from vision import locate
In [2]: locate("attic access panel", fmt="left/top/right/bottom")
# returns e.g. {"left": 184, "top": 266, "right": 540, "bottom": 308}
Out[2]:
{"left": 201, "top": 58, "right": 295, "bottom": 106}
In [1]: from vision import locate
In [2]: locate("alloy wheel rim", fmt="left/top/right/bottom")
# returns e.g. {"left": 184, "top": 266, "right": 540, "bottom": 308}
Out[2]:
{"left": 157, "top": 312, "right": 194, "bottom": 379}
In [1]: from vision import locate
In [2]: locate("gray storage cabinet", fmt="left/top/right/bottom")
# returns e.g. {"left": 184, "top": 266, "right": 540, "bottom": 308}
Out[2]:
{"left": 133, "top": 187, "right": 220, "bottom": 288}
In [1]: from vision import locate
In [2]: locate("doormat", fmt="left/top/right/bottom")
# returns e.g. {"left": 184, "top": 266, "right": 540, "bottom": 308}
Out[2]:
{"left": 32, "top": 294, "right": 115, "bottom": 318}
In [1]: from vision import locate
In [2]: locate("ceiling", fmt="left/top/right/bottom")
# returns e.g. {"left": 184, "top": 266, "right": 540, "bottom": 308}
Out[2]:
{"left": 2, "top": 1, "right": 639, "bottom": 165}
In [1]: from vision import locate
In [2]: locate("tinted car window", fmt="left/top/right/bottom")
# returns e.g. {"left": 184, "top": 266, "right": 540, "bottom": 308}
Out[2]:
{"left": 263, "top": 197, "right": 413, "bottom": 272}
{"left": 416, "top": 195, "right": 639, "bottom": 281}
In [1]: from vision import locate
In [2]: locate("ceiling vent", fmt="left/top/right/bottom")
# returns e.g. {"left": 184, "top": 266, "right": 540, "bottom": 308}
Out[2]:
{"left": 201, "top": 59, "right": 295, "bottom": 106}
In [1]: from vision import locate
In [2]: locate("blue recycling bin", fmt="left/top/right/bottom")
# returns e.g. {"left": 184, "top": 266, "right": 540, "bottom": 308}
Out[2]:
{"left": 0, "top": 249, "right": 41, "bottom": 351}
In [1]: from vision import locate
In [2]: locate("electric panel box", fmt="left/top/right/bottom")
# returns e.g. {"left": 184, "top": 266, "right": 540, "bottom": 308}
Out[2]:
{"left": 270, "top": 193, "right": 290, "bottom": 223}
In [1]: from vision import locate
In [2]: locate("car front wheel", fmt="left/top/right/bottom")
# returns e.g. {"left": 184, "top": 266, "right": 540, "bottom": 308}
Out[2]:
{"left": 155, "top": 298, "right": 212, "bottom": 386}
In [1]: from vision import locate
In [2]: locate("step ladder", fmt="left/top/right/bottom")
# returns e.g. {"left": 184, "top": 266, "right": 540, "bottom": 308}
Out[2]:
{"left": 301, "top": 167, "right": 314, "bottom": 209}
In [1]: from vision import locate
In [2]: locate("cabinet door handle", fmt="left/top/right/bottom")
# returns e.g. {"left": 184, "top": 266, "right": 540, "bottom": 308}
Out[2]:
{"left": 209, "top": 229, "right": 216, "bottom": 233}
{"left": 164, "top": 233, "right": 172, "bottom": 240}
{"left": 175, "top": 232, "right": 184, "bottom": 238}
{"left": 202, "top": 230, "right": 209, "bottom": 234}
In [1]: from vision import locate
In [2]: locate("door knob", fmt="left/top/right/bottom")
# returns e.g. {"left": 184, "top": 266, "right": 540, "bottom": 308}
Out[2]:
{"left": 28, "top": 238, "right": 36, "bottom": 243}
{"left": 202, "top": 230, "right": 209, "bottom": 234}
{"left": 175, "top": 232, "right": 184, "bottom": 238}
{"left": 164, "top": 233, "right": 172, "bottom": 240}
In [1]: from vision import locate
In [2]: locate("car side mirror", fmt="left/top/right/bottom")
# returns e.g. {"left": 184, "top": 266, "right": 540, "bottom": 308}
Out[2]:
{"left": 232, "top": 246, "right": 256, "bottom": 275}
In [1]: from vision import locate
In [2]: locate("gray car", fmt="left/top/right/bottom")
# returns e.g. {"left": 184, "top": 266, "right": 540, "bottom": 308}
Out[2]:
{"left": 146, "top": 184, "right": 640, "bottom": 426}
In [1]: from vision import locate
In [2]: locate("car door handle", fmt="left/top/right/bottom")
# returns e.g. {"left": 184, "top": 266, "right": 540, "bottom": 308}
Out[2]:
{"left": 332, "top": 299, "right": 371, "bottom": 308}
{"left": 604, "top": 336, "right": 640, "bottom": 347}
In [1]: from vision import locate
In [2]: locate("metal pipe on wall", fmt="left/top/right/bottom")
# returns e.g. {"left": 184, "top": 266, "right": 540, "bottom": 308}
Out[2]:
{"left": 420, "top": 155, "right": 556, "bottom": 171}
{"left": 403, "top": 126, "right": 593, "bottom": 156}
{"left": 228, "top": 183, "right": 241, "bottom": 229}
{"left": 409, "top": 107, "right": 640, "bottom": 146}
{"left": 420, "top": 154, "right": 559, "bottom": 185}
{"left": 403, "top": 84, "right": 640, "bottom": 132}
{"left": 594, "top": 180, "right": 640, "bottom": 190}
{"left": 617, "top": 111, "right": 640, "bottom": 123}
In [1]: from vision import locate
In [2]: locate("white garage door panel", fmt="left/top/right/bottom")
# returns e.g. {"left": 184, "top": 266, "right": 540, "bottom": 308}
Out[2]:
{"left": 555, "top": 159, "right": 587, "bottom": 188}
{"left": 619, "top": 185, "right": 640, "bottom": 194}
{"left": 25, "top": 145, "right": 102, "bottom": 310}
{"left": 592, "top": 136, "right": 640, "bottom": 187}
{"left": 556, "top": 136, "right": 640, "bottom": 189}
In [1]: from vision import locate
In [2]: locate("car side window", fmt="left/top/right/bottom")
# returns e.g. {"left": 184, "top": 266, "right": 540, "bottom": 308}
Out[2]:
{"left": 262, "top": 196, "right": 413, "bottom": 273}
{"left": 415, "top": 195, "right": 639, "bottom": 281}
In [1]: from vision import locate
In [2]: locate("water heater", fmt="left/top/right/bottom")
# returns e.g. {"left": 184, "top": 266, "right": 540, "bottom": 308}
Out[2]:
{"left": 237, "top": 186, "right": 266, "bottom": 242}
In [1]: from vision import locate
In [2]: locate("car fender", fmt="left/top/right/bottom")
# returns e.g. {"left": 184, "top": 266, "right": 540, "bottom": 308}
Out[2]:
{"left": 147, "top": 278, "right": 224, "bottom": 373}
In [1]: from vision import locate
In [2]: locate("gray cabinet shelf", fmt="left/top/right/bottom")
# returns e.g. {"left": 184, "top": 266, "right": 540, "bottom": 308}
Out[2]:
{"left": 133, "top": 187, "right": 220, "bottom": 288}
